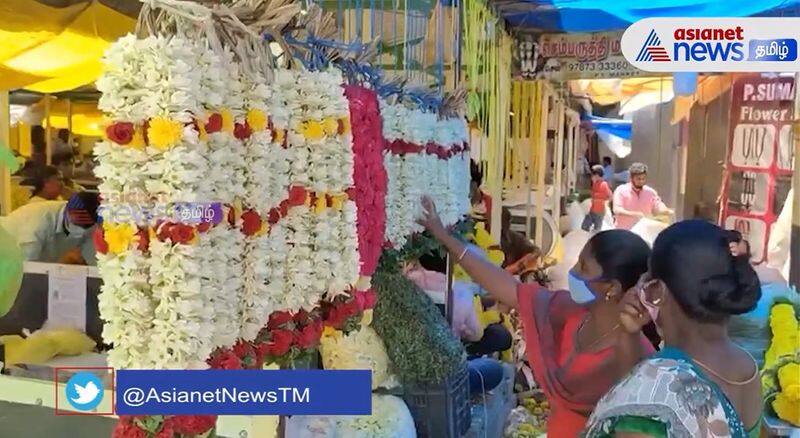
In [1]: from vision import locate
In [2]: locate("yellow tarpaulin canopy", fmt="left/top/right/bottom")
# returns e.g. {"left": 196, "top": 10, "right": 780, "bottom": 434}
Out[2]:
{"left": 570, "top": 77, "right": 675, "bottom": 115}
{"left": 671, "top": 74, "right": 742, "bottom": 124}
{"left": 0, "top": 0, "right": 135, "bottom": 92}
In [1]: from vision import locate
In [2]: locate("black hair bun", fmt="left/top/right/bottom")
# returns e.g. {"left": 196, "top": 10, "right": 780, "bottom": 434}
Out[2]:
{"left": 698, "top": 255, "right": 761, "bottom": 317}
{"left": 651, "top": 220, "right": 762, "bottom": 323}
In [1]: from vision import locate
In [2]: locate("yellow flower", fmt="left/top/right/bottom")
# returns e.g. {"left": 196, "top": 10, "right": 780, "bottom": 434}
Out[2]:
{"left": 773, "top": 393, "right": 800, "bottom": 426}
{"left": 766, "top": 304, "right": 799, "bottom": 367}
{"left": 129, "top": 128, "right": 146, "bottom": 150}
{"left": 246, "top": 109, "right": 268, "bottom": 131}
{"left": 314, "top": 195, "right": 327, "bottom": 214}
{"left": 273, "top": 129, "right": 285, "bottom": 144}
{"left": 322, "top": 326, "right": 343, "bottom": 340}
{"left": 330, "top": 193, "right": 348, "bottom": 211}
{"left": 103, "top": 223, "right": 136, "bottom": 254}
{"left": 339, "top": 117, "right": 351, "bottom": 134}
{"left": 779, "top": 363, "right": 800, "bottom": 401}
{"left": 147, "top": 117, "right": 183, "bottom": 151}
{"left": 299, "top": 120, "right": 326, "bottom": 141}
{"left": 360, "top": 309, "right": 373, "bottom": 327}
{"left": 220, "top": 109, "right": 234, "bottom": 133}
{"left": 196, "top": 118, "right": 207, "bottom": 141}
{"left": 322, "top": 117, "right": 339, "bottom": 136}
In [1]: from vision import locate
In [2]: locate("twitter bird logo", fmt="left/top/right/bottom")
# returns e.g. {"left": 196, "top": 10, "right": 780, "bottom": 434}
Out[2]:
{"left": 65, "top": 372, "right": 104, "bottom": 411}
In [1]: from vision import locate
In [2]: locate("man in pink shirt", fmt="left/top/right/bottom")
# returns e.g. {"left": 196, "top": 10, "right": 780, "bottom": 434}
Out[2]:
{"left": 613, "top": 163, "right": 673, "bottom": 230}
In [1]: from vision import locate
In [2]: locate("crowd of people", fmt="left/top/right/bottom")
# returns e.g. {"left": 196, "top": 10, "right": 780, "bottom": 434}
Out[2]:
{"left": 419, "top": 196, "right": 764, "bottom": 438}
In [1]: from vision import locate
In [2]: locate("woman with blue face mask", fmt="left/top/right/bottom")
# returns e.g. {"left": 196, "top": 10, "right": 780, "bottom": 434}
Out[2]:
{"left": 418, "top": 196, "right": 654, "bottom": 437}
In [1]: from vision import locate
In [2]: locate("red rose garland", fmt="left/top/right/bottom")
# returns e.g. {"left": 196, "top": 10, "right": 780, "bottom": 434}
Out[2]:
{"left": 343, "top": 85, "right": 387, "bottom": 277}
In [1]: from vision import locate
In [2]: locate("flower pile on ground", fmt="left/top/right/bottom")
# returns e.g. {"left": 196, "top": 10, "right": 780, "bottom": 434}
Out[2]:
{"left": 762, "top": 303, "right": 800, "bottom": 426}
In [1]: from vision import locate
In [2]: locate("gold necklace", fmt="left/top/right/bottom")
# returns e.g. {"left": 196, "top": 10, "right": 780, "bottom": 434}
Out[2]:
{"left": 576, "top": 315, "right": 620, "bottom": 352}
{"left": 692, "top": 350, "right": 759, "bottom": 386}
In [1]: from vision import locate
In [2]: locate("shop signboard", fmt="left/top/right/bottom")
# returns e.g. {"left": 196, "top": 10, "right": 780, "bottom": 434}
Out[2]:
{"left": 720, "top": 74, "right": 795, "bottom": 264}
{"left": 515, "top": 31, "right": 645, "bottom": 80}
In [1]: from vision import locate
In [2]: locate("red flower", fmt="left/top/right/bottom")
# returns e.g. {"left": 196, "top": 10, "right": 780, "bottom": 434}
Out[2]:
{"left": 205, "top": 113, "right": 223, "bottom": 134}
{"left": 287, "top": 186, "right": 307, "bottom": 207}
{"left": 170, "top": 415, "right": 217, "bottom": 435}
{"left": 325, "top": 306, "right": 346, "bottom": 329}
{"left": 279, "top": 201, "right": 289, "bottom": 217}
{"left": 197, "top": 222, "right": 212, "bottom": 233}
{"left": 240, "top": 209, "right": 262, "bottom": 236}
{"left": 362, "top": 289, "right": 377, "bottom": 309}
{"left": 293, "top": 309, "right": 311, "bottom": 325}
{"left": 167, "top": 223, "right": 195, "bottom": 244}
{"left": 425, "top": 142, "right": 438, "bottom": 155}
{"left": 233, "top": 340, "right": 255, "bottom": 359}
{"left": 227, "top": 206, "right": 237, "bottom": 227}
{"left": 112, "top": 419, "right": 147, "bottom": 438}
{"left": 219, "top": 352, "right": 242, "bottom": 370}
{"left": 342, "top": 299, "right": 361, "bottom": 318}
{"left": 267, "top": 208, "right": 281, "bottom": 224}
{"left": 93, "top": 227, "right": 108, "bottom": 254}
{"left": 267, "top": 311, "right": 293, "bottom": 330}
{"left": 106, "top": 122, "right": 135, "bottom": 145}
{"left": 234, "top": 122, "right": 252, "bottom": 140}
{"left": 294, "top": 321, "right": 323, "bottom": 349}
{"left": 135, "top": 228, "right": 149, "bottom": 252}
{"left": 266, "top": 329, "right": 294, "bottom": 356}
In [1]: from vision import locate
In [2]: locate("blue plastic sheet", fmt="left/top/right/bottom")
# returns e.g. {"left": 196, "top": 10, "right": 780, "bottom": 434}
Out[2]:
{"left": 499, "top": 0, "right": 800, "bottom": 32}
{"left": 585, "top": 115, "right": 632, "bottom": 141}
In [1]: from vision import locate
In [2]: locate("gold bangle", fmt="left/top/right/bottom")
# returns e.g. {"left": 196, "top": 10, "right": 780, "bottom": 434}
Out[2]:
{"left": 456, "top": 247, "right": 469, "bottom": 263}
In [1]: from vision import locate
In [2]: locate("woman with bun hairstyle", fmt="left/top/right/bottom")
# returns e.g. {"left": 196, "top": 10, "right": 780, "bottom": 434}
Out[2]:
{"left": 585, "top": 220, "right": 763, "bottom": 438}
{"left": 418, "top": 197, "right": 655, "bottom": 437}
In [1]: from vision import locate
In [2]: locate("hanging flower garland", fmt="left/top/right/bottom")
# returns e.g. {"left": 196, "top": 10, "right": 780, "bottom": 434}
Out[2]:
{"left": 380, "top": 99, "right": 471, "bottom": 250}
{"left": 344, "top": 85, "right": 387, "bottom": 278}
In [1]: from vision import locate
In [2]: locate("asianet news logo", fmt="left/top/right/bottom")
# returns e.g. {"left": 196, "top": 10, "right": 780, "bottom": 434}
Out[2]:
{"left": 622, "top": 18, "right": 800, "bottom": 72}
{"left": 672, "top": 26, "right": 745, "bottom": 62}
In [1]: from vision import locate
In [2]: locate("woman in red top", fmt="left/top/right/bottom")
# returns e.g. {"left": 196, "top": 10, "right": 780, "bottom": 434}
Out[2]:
{"left": 419, "top": 197, "right": 655, "bottom": 437}
{"left": 582, "top": 165, "right": 613, "bottom": 232}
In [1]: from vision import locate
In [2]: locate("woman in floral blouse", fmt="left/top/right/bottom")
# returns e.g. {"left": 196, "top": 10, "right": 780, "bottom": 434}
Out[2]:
{"left": 585, "top": 221, "right": 763, "bottom": 438}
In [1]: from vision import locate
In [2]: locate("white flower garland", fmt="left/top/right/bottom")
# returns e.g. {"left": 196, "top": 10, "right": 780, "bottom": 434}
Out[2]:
{"left": 97, "top": 249, "right": 154, "bottom": 369}
{"left": 380, "top": 100, "right": 471, "bottom": 248}
{"left": 147, "top": 238, "right": 214, "bottom": 369}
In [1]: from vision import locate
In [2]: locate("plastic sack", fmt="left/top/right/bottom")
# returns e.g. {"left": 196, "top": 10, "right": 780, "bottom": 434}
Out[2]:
{"left": 0, "top": 224, "right": 23, "bottom": 317}
{"left": 547, "top": 230, "right": 591, "bottom": 291}
{"left": 285, "top": 395, "right": 416, "bottom": 438}
{"left": 2, "top": 329, "right": 95, "bottom": 365}
{"left": 629, "top": 217, "right": 669, "bottom": 247}
{"left": 730, "top": 282, "right": 800, "bottom": 368}
{"left": 320, "top": 325, "right": 399, "bottom": 390}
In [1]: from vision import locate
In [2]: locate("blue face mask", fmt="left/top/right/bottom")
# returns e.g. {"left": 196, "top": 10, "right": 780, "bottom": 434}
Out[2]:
{"left": 568, "top": 271, "right": 601, "bottom": 305}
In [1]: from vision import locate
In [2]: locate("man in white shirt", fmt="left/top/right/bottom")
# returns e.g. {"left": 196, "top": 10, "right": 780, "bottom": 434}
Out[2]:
{"left": 768, "top": 188, "right": 792, "bottom": 280}
{"left": 0, "top": 192, "right": 99, "bottom": 265}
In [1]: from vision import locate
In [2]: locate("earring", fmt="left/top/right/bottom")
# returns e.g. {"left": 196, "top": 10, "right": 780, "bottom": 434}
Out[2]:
{"left": 605, "top": 292, "right": 614, "bottom": 301}
{"left": 652, "top": 297, "right": 662, "bottom": 305}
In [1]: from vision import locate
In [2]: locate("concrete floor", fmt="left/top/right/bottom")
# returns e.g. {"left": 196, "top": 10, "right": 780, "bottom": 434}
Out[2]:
{"left": 0, "top": 401, "right": 115, "bottom": 438}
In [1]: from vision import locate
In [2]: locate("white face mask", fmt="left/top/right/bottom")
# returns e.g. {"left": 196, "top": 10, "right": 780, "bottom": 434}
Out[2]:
{"left": 66, "top": 222, "right": 88, "bottom": 238}
{"left": 568, "top": 270, "right": 600, "bottom": 305}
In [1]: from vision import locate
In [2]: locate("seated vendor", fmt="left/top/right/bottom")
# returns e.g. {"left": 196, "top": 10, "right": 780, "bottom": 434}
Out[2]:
{"left": 0, "top": 191, "right": 99, "bottom": 265}
{"left": 28, "top": 165, "right": 64, "bottom": 203}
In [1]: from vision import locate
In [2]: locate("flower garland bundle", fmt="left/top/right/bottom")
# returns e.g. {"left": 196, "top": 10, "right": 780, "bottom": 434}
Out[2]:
{"left": 94, "top": 225, "right": 154, "bottom": 369}
{"left": 344, "top": 85, "right": 387, "bottom": 277}
{"left": 763, "top": 303, "right": 800, "bottom": 426}
{"left": 320, "top": 322, "right": 397, "bottom": 390}
{"left": 321, "top": 289, "right": 377, "bottom": 334}
{"left": 253, "top": 309, "right": 324, "bottom": 368}
{"left": 96, "top": 34, "right": 214, "bottom": 370}
{"left": 147, "top": 224, "right": 216, "bottom": 369}
{"left": 380, "top": 99, "right": 471, "bottom": 249}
